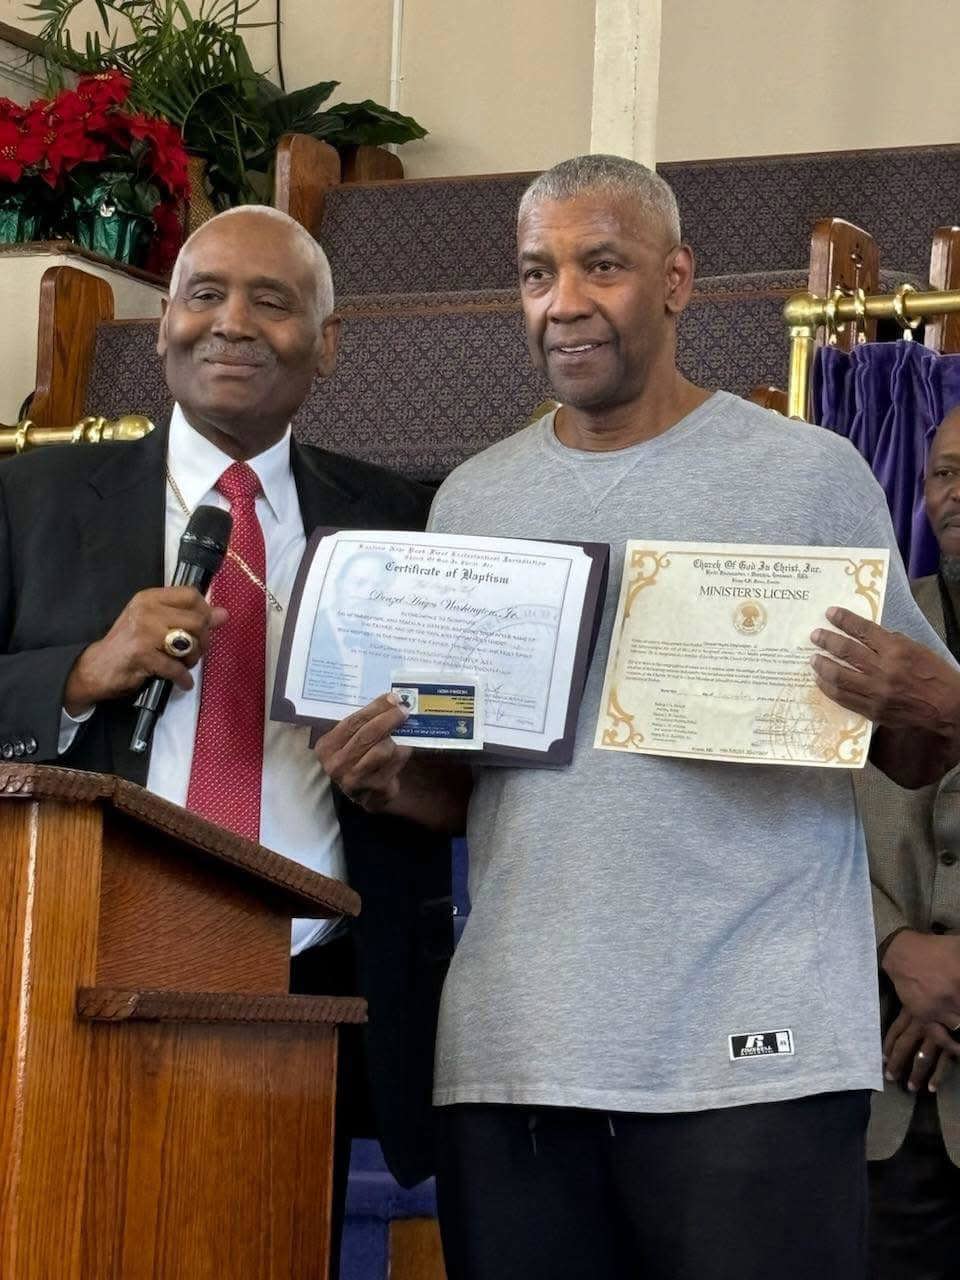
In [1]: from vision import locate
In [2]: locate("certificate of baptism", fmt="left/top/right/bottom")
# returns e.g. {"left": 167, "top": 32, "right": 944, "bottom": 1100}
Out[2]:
{"left": 273, "top": 530, "right": 608, "bottom": 765}
{"left": 594, "top": 543, "right": 890, "bottom": 768}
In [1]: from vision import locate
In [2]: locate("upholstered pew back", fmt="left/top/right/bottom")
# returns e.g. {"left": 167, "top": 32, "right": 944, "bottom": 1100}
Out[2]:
{"left": 79, "top": 276, "right": 819, "bottom": 482}
{"left": 317, "top": 145, "right": 959, "bottom": 299}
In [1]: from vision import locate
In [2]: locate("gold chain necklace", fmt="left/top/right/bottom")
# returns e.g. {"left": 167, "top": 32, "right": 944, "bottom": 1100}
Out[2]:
{"left": 165, "top": 466, "right": 284, "bottom": 613}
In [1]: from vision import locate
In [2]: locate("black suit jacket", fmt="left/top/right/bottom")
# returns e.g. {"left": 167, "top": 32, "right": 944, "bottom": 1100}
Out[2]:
{"left": 0, "top": 425, "right": 452, "bottom": 1187}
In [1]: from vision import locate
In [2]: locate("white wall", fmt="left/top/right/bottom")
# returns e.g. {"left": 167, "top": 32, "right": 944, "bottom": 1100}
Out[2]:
{"left": 0, "top": 0, "right": 597, "bottom": 177}
{"left": 2, "top": 0, "right": 958, "bottom": 176}
{"left": 394, "top": 0, "right": 595, "bottom": 177}
{"left": 657, "top": 0, "right": 960, "bottom": 161}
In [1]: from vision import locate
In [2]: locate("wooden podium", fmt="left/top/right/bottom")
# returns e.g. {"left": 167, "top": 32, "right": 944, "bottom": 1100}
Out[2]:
{"left": 0, "top": 764, "right": 365, "bottom": 1280}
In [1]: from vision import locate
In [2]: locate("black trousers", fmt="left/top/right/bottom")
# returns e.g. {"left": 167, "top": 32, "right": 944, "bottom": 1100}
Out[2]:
{"left": 868, "top": 1093, "right": 960, "bottom": 1280}
{"left": 289, "top": 932, "right": 373, "bottom": 1280}
{"left": 435, "top": 1092, "right": 870, "bottom": 1280}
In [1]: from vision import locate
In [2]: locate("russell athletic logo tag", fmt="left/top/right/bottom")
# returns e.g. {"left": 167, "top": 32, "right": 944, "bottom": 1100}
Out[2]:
{"left": 729, "top": 1030, "right": 794, "bottom": 1061}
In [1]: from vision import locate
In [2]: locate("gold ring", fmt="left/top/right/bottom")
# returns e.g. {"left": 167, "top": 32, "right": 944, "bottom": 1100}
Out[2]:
{"left": 163, "top": 628, "right": 198, "bottom": 660}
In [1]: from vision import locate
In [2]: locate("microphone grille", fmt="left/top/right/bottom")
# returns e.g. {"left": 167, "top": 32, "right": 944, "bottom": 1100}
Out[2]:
{"left": 179, "top": 504, "right": 233, "bottom": 569}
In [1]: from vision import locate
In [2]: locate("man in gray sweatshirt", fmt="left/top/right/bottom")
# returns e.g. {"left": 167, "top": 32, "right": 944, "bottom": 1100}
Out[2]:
{"left": 317, "top": 156, "right": 960, "bottom": 1280}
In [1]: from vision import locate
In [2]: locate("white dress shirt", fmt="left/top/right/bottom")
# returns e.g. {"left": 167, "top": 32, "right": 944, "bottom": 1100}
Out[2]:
{"left": 63, "top": 406, "right": 345, "bottom": 952}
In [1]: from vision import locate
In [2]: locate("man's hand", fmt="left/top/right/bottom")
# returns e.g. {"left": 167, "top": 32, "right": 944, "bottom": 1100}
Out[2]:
{"left": 811, "top": 606, "right": 960, "bottom": 733}
{"left": 314, "top": 692, "right": 472, "bottom": 832}
{"left": 882, "top": 929, "right": 960, "bottom": 1028}
{"left": 63, "top": 586, "right": 227, "bottom": 715}
{"left": 810, "top": 606, "right": 960, "bottom": 785}
{"left": 314, "top": 692, "right": 413, "bottom": 813}
{"left": 882, "top": 1007, "right": 958, "bottom": 1093}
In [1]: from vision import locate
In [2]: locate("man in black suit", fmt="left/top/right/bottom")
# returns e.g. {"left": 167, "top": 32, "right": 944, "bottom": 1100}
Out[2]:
{"left": 0, "top": 206, "right": 451, "bottom": 1265}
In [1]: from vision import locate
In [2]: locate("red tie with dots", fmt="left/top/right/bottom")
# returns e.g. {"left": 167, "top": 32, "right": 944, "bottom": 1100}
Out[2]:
{"left": 186, "top": 461, "right": 266, "bottom": 841}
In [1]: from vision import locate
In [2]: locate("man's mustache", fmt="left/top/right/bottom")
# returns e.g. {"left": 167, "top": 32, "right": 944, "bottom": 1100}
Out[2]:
{"left": 195, "top": 341, "right": 274, "bottom": 366}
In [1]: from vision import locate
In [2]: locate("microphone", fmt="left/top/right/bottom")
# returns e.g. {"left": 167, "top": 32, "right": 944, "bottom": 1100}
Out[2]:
{"left": 130, "top": 504, "right": 233, "bottom": 755}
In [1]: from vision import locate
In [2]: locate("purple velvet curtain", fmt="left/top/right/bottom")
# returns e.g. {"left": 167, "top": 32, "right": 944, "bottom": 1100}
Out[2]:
{"left": 813, "top": 341, "right": 960, "bottom": 577}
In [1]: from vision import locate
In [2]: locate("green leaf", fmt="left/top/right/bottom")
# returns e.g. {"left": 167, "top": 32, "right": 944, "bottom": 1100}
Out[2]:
{"left": 254, "top": 80, "right": 340, "bottom": 138}
{"left": 27, "top": 0, "right": 427, "bottom": 208}
{"left": 323, "top": 99, "right": 427, "bottom": 147}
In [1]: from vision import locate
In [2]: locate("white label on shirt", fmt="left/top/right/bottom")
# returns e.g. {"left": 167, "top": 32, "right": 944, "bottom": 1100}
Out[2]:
{"left": 728, "top": 1030, "right": 795, "bottom": 1061}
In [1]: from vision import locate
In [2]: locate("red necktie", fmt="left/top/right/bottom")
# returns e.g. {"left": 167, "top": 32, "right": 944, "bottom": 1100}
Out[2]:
{"left": 186, "top": 461, "right": 266, "bottom": 840}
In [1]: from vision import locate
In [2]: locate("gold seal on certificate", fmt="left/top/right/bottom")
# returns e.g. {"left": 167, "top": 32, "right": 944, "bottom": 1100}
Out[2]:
{"left": 594, "top": 542, "right": 890, "bottom": 769}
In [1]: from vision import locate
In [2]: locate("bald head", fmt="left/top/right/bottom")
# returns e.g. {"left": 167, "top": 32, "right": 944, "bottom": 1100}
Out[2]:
{"left": 169, "top": 205, "right": 335, "bottom": 322}
{"left": 925, "top": 406, "right": 960, "bottom": 571}
{"left": 158, "top": 203, "right": 341, "bottom": 460}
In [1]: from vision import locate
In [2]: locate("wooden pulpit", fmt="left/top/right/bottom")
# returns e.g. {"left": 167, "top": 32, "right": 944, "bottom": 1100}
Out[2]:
{"left": 0, "top": 763, "right": 365, "bottom": 1279}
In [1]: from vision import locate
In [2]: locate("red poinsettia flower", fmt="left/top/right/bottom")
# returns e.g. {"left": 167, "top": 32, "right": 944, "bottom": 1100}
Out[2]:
{"left": 75, "top": 70, "right": 131, "bottom": 111}
{"left": 124, "top": 112, "right": 190, "bottom": 197}
{"left": 0, "top": 98, "right": 25, "bottom": 126}
{"left": 145, "top": 198, "right": 185, "bottom": 273}
{"left": 25, "top": 101, "right": 108, "bottom": 185}
{"left": 47, "top": 88, "right": 110, "bottom": 136}
{"left": 0, "top": 116, "right": 46, "bottom": 183}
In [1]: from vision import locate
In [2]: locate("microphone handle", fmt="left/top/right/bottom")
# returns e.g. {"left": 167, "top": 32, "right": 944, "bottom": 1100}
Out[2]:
{"left": 129, "top": 560, "right": 218, "bottom": 755}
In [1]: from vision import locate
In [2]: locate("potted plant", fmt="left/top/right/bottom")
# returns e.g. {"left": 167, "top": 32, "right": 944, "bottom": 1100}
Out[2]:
{"left": 0, "top": 68, "right": 188, "bottom": 267}
{"left": 29, "top": 0, "right": 427, "bottom": 208}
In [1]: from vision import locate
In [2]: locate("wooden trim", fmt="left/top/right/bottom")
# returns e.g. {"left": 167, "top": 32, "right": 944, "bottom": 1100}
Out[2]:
{"left": 926, "top": 226, "right": 960, "bottom": 353}
{"left": 0, "top": 20, "right": 46, "bottom": 57}
{"left": 30, "top": 265, "right": 114, "bottom": 428}
{"left": 340, "top": 144, "right": 404, "bottom": 183}
{"left": 390, "top": 1218, "right": 447, "bottom": 1280}
{"left": 0, "top": 764, "right": 360, "bottom": 917}
{"left": 808, "top": 217, "right": 879, "bottom": 347}
{"left": 322, "top": 142, "right": 960, "bottom": 193}
{"left": 334, "top": 281, "right": 801, "bottom": 321}
{"left": 83, "top": 281, "right": 799, "bottom": 327}
{"left": 323, "top": 169, "right": 536, "bottom": 193}
{"left": 77, "top": 987, "right": 368, "bottom": 1025}
{"left": 746, "top": 385, "right": 790, "bottom": 415}
{"left": 273, "top": 133, "right": 341, "bottom": 239}
{"left": 0, "top": 763, "right": 114, "bottom": 801}
{"left": 339, "top": 298, "right": 521, "bottom": 319}
{"left": 658, "top": 140, "right": 960, "bottom": 172}
{"left": 0, "top": 239, "right": 168, "bottom": 288}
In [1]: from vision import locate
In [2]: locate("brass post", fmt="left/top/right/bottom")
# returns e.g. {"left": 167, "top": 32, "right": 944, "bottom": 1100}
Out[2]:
{"left": 787, "top": 326, "right": 815, "bottom": 421}
{"left": 781, "top": 284, "right": 960, "bottom": 424}
{"left": 0, "top": 415, "right": 154, "bottom": 455}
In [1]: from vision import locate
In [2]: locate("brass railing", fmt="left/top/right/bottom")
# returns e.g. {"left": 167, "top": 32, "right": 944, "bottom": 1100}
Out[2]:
{"left": 0, "top": 414, "right": 154, "bottom": 454}
{"left": 785, "top": 284, "right": 960, "bottom": 421}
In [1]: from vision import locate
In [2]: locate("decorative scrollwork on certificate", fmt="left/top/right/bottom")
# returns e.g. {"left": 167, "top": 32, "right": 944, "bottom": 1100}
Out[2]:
{"left": 599, "top": 550, "right": 671, "bottom": 748}
{"left": 843, "top": 558, "right": 885, "bottom": 622}
{"left": 821, "top": 717, "right": 869, "bottom": 765}
{"left": 624, "top": 549, "right": 671, "bottom": 618}
{"left": 600, "top": 687, "right": 645, "bottom": 750}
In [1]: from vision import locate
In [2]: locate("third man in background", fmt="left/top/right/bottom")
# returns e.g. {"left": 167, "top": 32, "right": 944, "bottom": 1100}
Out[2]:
{"left": 857, "top": 405, "right": 960, "bottom": 1280}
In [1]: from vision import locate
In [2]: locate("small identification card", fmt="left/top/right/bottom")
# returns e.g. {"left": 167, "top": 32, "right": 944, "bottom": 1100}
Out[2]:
{"left": 390, "top": 672, "right": 484, "bottom": 751}
{"left": 729, "top": 1030, "right": 794, "bottom": 1061}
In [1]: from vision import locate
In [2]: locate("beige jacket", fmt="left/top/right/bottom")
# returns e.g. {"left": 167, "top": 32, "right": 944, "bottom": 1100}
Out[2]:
{"left": 855, "top": 574, "right": 960, "bottom": 1164}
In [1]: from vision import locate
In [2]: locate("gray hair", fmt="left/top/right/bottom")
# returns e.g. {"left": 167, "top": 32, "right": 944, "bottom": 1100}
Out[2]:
{"left": 168, "top": 205, "right": 335, "bottom": 322}
{"left": 518, "top": 155, "right": 681, "bottom": 244}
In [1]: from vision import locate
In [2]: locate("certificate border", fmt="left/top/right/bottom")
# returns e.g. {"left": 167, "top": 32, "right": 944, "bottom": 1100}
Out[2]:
{"left": 272, "top": 528, "right": 609, "bottom": 767}
{"left": 300, "top": 535, "right": 574, "bottom": 739}
{"left": 596, "top": 544, "right": 888, "bottom": 768}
